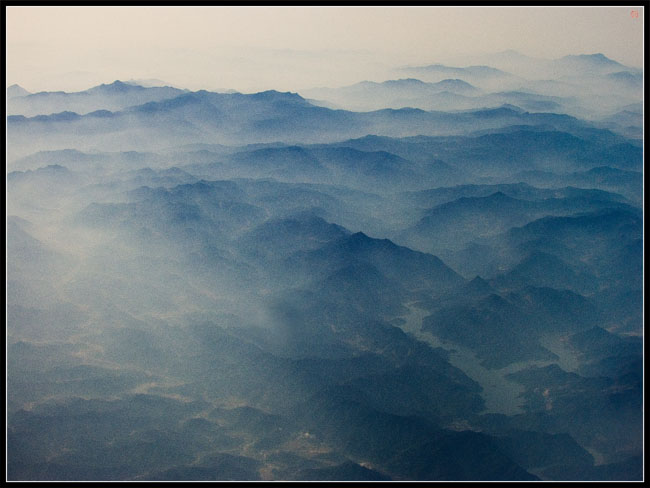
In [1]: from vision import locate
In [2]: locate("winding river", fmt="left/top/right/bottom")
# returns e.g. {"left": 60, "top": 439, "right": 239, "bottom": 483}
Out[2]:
{"left": 399, "top": 302, "right": 579, "bottom": 416}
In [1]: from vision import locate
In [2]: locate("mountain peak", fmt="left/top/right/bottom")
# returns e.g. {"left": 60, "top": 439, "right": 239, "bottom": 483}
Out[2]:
{"left": 7, "top": 84, "right": 31, "bottom": 98}
{"left": 349, "top": 231, "right": 370, "bottom": 241}
{"left": 341, "top": 232, "right": 399, "bottom": 252}
{"left": 250, "top": 90, "right": 306, "bottom": 103}
{"left": 90, "top": 80, "right": 143, "bottom": 93}
{"left": 385, "top": 78, "right": 426, "bottom": 86}
{"left": 559, "top": 53, "right": 623, "bottom": 67}
{"left": 463, "top": 275, "right": 494, "bottom": 296}
{"left": 581, "top": 53, "right": 615, "bottom": 63}
{"left": 469, "top": 275, "right": 489, "bottom": 286}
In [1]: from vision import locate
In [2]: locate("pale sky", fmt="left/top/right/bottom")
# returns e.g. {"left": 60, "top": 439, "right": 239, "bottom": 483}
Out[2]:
{"left": 5, "top": 6, "right": 645, "bottom": 93}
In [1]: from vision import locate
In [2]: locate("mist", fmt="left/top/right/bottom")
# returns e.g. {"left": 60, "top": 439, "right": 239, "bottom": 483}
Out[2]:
{"left": 6, "top": 6, "right": 643, "bottom": 93}
{"left": 6, "top": 5, "right": 644, "bottom": 482}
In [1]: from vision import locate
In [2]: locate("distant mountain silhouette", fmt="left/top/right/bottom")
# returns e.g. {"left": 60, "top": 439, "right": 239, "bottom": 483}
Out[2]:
{"left": 7, "top": 84, "right": 31, "bottom": 98}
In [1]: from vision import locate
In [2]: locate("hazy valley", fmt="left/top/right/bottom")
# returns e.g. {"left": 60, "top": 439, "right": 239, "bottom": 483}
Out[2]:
{"left": 6, "top": 49, "right": 643, "bottom": 481}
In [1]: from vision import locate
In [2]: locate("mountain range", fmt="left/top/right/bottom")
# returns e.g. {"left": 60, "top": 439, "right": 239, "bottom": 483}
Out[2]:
{"left": 6, "top": 50, "right": 643, "bottom": 481}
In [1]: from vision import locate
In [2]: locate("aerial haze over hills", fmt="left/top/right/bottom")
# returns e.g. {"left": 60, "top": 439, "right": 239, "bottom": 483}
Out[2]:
{"left": 6, "top": 5, "right": 644, "bottom": 482}
{"left": 6, "top": 7, "right": 643, "bottom": 92}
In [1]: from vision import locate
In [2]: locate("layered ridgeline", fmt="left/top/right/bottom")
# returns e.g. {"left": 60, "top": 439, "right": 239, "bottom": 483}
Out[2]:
{"left": 6, "top": 52, "right": 642, "bottom": 482}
